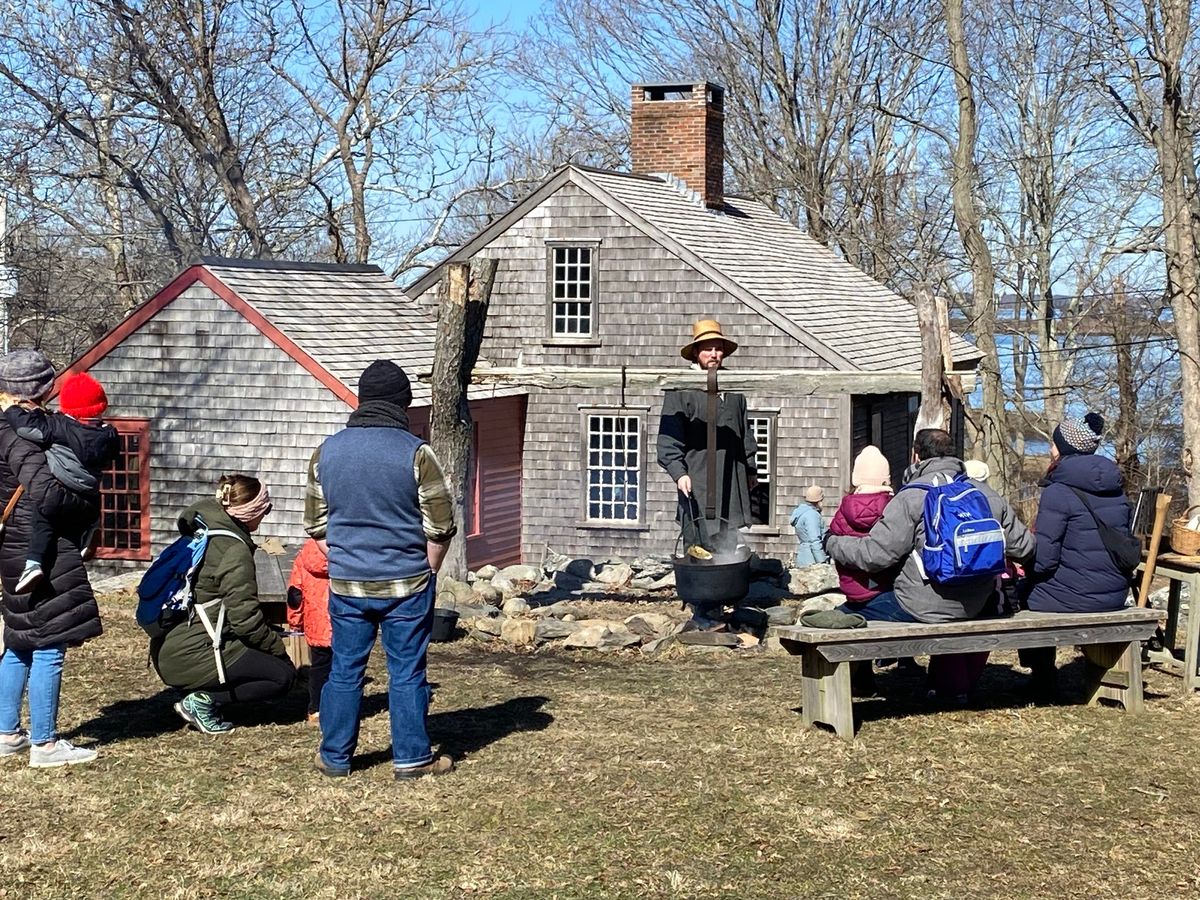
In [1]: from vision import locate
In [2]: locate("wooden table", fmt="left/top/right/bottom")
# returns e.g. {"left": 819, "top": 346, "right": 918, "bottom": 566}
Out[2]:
{"left": 254, "top": 546, "right": 309, "bottom": 668}
{"left": 774, "top": 608, "right": 1160, "bottom": 741}
{"left": 1138, "top": 552, "right": 1200, "bottom": 692}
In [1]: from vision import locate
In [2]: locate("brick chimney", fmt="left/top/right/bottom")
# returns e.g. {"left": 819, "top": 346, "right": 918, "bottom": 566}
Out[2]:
{"left": 630, "top": 80, "right": 725, "bottom": 209}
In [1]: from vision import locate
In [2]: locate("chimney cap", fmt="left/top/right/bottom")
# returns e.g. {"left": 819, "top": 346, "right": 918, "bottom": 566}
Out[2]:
{"left": 633, "top": 80, "right": 725, "bottom": 103}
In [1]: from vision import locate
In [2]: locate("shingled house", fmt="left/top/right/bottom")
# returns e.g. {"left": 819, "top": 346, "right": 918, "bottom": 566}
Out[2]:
{"left": 57, "top": 260, "right": 524, "bottom": 571}
{"left": 406, "top": 80, "right": 980, "bottom": 563}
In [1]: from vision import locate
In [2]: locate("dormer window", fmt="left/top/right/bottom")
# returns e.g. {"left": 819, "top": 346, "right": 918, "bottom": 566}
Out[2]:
{"left": 546, "top": 242, "right": 600, "bottom": 342}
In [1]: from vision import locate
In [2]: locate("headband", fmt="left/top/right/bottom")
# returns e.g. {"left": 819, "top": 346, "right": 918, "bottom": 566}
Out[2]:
{"left": 219, "top": 483, "right": 272, "bottom": 523}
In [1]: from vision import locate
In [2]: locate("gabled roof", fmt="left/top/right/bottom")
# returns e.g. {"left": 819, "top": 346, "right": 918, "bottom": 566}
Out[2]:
{"left": 61, "top": 258, "right": 494, "bottom": 407}
{"left": 408, "top": 166, "right": 981, "bottom": 372}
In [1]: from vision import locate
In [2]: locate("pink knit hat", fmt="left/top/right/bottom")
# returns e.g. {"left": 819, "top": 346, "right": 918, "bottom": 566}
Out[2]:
{"left": 851, "top": 445, "right": 891, "bottom": 490}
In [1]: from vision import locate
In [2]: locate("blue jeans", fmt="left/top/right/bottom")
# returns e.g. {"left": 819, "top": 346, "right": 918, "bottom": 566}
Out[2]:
{"left": 839, "top": 590, "right": 919, "bottom": 623}
{"left": 319, "top": 579, "right": 435, "bottom": 771}
{"left": 0, "top": 645, "right": 67, "bottom": 745}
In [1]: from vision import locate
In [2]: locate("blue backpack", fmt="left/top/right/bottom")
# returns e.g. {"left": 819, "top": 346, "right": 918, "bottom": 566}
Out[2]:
{"left": 902, "top": 473, "right": 1007, "bottom": 584}
{"left": 136, "top": 517, "right": 241, "bottom": 680}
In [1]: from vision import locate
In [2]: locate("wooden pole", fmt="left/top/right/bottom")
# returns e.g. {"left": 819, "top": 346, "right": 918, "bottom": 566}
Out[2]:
{"left": 429, "top": 258, "right": 498, "bottom": 581}
{"left": 914, "top": 287, "right": 947, "bottom": 432}
{"left": 1137, "top": 493, "right": 1173, "bottom": 608}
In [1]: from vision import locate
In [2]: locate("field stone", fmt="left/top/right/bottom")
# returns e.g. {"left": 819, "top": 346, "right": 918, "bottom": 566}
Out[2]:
{"left": 474, "top": 564, "right": 499, "bottom": 581}
{"left": 630, "top": 578, "right": 657, "bottom": 591}
{"left": 641, "top": 635, "right": 677, "bottom": 654}
{"left": 798, "top": 593, "right": 844, "bottom": 614}
{"left": 534, "top": 618, "right": 581, "bottom": 641}
{"left": 737, "top": 633, "right": 760, "bottom": 649}
{"left": 502, "top": 597, "right": 531, "bottom": 616}
{"left": 649, "top": 571, "right": 677, "bottom": 590}
{"left": 631, "top": 556, "right": 672, "bottom": 580}
{"left": 473, "top": 582, "right": 503, "bottom": 607}
{"left": 492, "top": 564, "right": 543, "bottom": 597}
{"left": 624, "top": 613, "right": 677, "bottom": 637}
{"left": 531, "top": 601, "right": 585, "bottom": 619}
{"left": 563, "top": 624, "right": 640, "bottom": 651}
{"left": 787, "top": 563, "right": 839, "bottom": 597}
{"left": 765, "top": 605, "right": 799, "bottom": 626}
{"left": 593, "top": 563, "right": 634, "bottom": 587}
{"left": 500, "top": 618, "right": 537, "bottom": 646}
{"left": 439, "top": 598, "right": 498, "bottom": 620}
{"left": 470, "top": 616, "right": 504, "bottom": 638}
{"left": 436, "top": 577, "right": 475, "bottom": 606}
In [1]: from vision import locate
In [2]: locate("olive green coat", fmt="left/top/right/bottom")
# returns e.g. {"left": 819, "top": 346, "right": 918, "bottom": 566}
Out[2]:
{"left": 150, "top": 498, "right": 288, "bottom": 690}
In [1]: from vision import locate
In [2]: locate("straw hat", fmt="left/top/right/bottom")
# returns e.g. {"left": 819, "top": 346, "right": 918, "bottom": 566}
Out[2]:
{"left": 680, "top": 319, "right": 738, "bottom": 361}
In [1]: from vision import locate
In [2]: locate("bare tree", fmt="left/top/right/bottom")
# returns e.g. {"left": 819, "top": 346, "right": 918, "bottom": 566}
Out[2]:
{"left": 1095, "top": 0, "right": 1200, "bottom": 504}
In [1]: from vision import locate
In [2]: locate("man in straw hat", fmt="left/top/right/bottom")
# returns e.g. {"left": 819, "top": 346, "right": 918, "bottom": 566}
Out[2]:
{"left": 657, "top": 319, "right": 758, "bottom": 560}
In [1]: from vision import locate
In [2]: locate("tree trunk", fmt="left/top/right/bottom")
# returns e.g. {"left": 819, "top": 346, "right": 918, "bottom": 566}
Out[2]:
{"left": 1156, "top": 0, "right": 1200, "bottom": 504}
{"left": 914, "top": 287, "right": 947, "bottom": 432}
{"left": 428, "top": 258, "right": 498, "bottom": 581}
{"left": 945, "top": 0, "right": 1011, "bottom": 496}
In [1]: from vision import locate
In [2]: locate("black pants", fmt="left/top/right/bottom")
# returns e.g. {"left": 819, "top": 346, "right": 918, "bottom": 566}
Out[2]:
{"left": 307, "top": 645, "right": 332, "bottom": 714}
{"left": 205, "top": 649, "right": 295, "bottom": 705}
{"left": 1018, "top": 646, "right": 1056, "bottom": 675}
{"left": 28, "top": 486, "right": 99, "bottom": 565}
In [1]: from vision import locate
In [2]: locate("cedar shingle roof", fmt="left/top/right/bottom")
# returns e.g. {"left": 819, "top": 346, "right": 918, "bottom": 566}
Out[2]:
{"left": 579, "top": 170, "right": 981, "bottom": 371}
{"left": 407, "top": 166, "right": 981, "bottom": 372}
{"left": 202, "top": 259, "right": 509, "bottom": 405}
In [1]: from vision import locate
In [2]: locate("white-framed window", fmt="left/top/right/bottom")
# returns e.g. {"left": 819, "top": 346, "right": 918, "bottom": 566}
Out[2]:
{"left": 547, "top": 243, "right": 599, "bottom": 339}
{"left": 582, "top": 410, "right": 643, "bottom": 523}
{"left": 748, "top": 413, "right": 776, "bottom": 527}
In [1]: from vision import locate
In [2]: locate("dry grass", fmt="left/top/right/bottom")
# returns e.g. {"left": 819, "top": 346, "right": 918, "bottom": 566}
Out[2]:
{"left": 3, "top": 593, "right": 1200, "bottom": 899}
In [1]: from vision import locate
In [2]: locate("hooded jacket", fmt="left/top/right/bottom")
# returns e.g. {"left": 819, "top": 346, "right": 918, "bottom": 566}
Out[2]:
{"left": 0, "top": 422, "right": 101, "bottom": 651}
{"left": 287, "top": 538, "right": 331, "bottom": 648}
{"left": 1023, "top": 453, "right": 1132, "bottom": 613}
{"left": 825, "top": 456, "right": 1036, "bottom": 622}
{"left": 829, "top": 492, "right": 894, "bottom": 602}
{"left": 150, "top": 498, "right": 289, "bottom": 690}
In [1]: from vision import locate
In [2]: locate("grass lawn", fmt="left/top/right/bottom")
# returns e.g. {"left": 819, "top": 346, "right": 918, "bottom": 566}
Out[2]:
{"left": 3, "top": 594, "right": 1200, "bottom": 899}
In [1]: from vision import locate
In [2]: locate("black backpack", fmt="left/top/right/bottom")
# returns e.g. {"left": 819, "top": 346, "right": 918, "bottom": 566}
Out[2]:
{"left": 1067, "top": 487, "right": 1141, "bottom": 574}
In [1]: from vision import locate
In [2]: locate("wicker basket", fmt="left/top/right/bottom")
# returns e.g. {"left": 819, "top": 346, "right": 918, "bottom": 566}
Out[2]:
{"left": 1169, "top": 505, "right": 1200, "bottom": 556}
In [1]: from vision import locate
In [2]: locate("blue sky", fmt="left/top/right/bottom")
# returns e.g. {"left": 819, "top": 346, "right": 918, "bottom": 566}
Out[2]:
{"left": 472, "top": 0, "right": 544, "bottom": 29}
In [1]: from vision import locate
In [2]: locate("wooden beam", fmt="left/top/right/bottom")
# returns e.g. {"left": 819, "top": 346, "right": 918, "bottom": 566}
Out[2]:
{"left": 441, "top": 366, "right": 977, "bottom": 396}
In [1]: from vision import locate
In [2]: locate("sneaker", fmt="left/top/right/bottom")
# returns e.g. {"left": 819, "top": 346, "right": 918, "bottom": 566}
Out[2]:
{"left": 314, "top": 750, "right": 349, "bottom": 778}
{"left": 15, "top": 563, "right": 43, "bottom": 594}
{"left": 394, "top": 754, "right": 454, "bottom": 780}
{"left": 28, "top": 739, "right": 98, "bottom": 768}
{"left": 174, "top": 692, "right": 234, "bottom": 734}
{"left": 0, "top": 730, "right": 31, "bottom": 756}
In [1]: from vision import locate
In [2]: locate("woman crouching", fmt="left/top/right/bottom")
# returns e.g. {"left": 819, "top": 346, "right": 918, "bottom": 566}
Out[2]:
{"left": 151, "top": 474, "right": 295, "bottom": 733}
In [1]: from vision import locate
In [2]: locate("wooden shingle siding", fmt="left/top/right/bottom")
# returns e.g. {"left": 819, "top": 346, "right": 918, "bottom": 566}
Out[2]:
{"left": 418, "top": 182, "right": 848, "bottom": 562}
{"left": 86, "top": 283, "right": 351, "bottom": 564}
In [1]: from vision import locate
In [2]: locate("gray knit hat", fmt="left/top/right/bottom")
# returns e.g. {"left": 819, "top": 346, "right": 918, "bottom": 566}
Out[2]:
{"left": 1053, "top": 412, "right": 1104, "bottom": 456}
{"left": 0, "top": 349, "right": 56, "bottom": 401}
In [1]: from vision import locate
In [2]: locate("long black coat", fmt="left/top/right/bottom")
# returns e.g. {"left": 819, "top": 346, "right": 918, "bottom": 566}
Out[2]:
{"left": 0, "top": 421, "right": 102, "bottom": 651}
{"left": 657, "top": 388, "right": 758, "bottom": 530}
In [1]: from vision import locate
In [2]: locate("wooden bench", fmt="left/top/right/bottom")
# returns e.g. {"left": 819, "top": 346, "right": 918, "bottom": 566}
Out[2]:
{"left": 773, "top": 608, "right": 1161, "bottom": 741}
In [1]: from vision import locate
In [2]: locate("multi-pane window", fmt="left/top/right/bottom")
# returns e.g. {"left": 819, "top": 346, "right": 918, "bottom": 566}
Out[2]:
{"left": 585, "top": 412, "right": 641, "bottom": 522}
{"left": 748, "top": 414, "right": 775, "bottom": 527}
{"left": 96, "top": 419, "right": 151, "bottom": 560}
{"left": 549, "top": 245, "right": 596, "bottom": 338}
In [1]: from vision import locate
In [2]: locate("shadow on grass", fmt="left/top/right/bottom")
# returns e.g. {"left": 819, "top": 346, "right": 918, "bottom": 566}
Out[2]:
{"left": 351, "top": 694, "right": 554, "bottom": 770}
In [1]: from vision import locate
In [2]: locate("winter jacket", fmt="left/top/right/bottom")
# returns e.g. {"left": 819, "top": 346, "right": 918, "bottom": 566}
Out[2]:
{"left": 825, "top": 456, "right": 1036, "bottom": 623}
{"left": 0, "top": 421, "right": 102, "bottom": 651}
{"left": 789, "top": 502, "right": 829, "bottom": 567}
{"left": 4, "top": 406, "right": 119, "bottom": 493}
{"left": 150, "top": 498, "right": 289, "bottom": 690}
{"left": 657, "top": 387, "right": 758, "bottom": 530}
{"left": 1023, "top": 454, "right": 1133, "bottom": 613}
{"left": 287, "top": 538, "right": 330, "bottom": 648}
{"left": 829, "top": 492, "right": 894, "bottom": 602}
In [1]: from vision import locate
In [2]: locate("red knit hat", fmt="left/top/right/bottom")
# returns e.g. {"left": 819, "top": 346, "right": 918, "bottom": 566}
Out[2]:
{"left": 59, "top": 372, "right": 109, "bottom": 419}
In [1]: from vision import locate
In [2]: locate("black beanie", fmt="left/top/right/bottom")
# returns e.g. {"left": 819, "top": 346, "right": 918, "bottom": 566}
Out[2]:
{"left": 357, "top": 360, "right": 412, "bottom": 407}
{"left": 1053, "top": 412, "right": 1104, "bottom": 456}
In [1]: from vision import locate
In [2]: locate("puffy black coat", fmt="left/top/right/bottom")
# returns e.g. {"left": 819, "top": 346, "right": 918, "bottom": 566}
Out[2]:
{"left": 1024, "top": 453, "right": 1132, "bottom": 613}
{"left": 0, "top": 421, "right": 102, "bottom": 650}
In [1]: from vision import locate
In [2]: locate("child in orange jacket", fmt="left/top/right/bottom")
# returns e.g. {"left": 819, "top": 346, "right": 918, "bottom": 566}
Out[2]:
{"left": 286, "top": 538, "right": 331, "bottom": 724}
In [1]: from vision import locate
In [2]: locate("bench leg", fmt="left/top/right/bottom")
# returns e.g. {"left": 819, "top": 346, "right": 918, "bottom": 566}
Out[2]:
{"left": 1185, "top": 575, "right": 1200, "bottom": 692}
{"left": 1082, "top": 641, "right": 1143, "bottom": 712}
{"left": 1165, "top": 580, "right": 1182, "bottom": 650}
{"left": 800, "top": 649, "right": 854, "bottom": 741}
